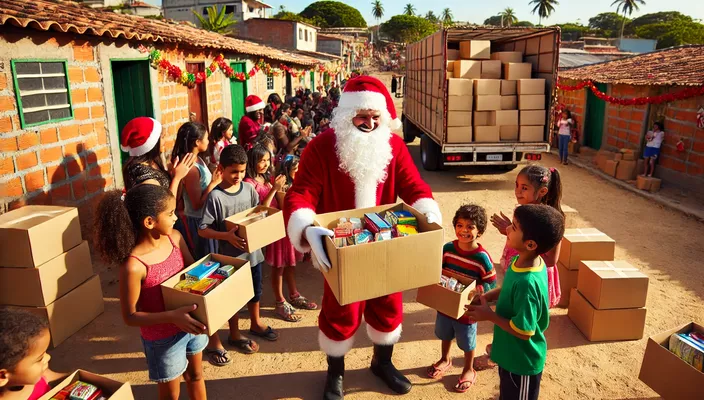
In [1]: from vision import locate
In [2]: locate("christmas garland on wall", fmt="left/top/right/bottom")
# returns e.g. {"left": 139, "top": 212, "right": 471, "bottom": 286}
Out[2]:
{"left": 557, "top": 79, "right": 704, "bottom": 106}
{"left": 138, "top": 45, "right": 346, "bottom": 88}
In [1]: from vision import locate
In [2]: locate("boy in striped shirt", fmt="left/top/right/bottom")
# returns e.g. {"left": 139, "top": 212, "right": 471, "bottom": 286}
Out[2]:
{"left": 426, "top": 204, "right": 497, "bottom": 393}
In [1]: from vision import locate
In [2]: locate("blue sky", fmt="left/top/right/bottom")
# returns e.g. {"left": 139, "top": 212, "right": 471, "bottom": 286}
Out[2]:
{"left": 149, "top": 1, "right": 704, "bottom": 25}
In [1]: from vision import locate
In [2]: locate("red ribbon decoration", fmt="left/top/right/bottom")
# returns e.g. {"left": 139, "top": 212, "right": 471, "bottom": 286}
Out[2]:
{"left": 557, "top": 79, "right": 704, "bottom": 106}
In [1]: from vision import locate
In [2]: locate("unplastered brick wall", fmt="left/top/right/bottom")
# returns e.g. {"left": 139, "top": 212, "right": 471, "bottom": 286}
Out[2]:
{"left": 556, "top": 79, "right": 586, "bottom": 140}
{"left": 659, "top": 93, "right": 704, "bottom": 181}
{"left": 0, "top": 32, "right": 114, "bottom": 215}
{"left": 603, "top": 84, "right": 650, "bottom": 150}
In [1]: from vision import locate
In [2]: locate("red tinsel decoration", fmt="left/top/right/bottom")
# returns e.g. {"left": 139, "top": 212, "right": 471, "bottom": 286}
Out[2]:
{"left": 557, "top": 79, "right": 704, "bottom": 106}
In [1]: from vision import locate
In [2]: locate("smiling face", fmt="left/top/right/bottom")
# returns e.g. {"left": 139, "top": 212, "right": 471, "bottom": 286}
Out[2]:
{"left": 515, "top": 173, "right": 547, "bottom": 205}
{"left": 352, "top": 109, "right": 382, "bottom": 133}
{"left": 454, "top": 218, "right": 481, "bottom": 246}
{"left": 224, "top": 125, "right": 234, "bottom": 141}
{"left": 256, "top": 151, "right": 271, "bottom": 175}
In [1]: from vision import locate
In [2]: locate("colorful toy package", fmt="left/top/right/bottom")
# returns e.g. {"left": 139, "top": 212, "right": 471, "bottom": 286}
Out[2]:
{"left": 669, "top": 332, "right": 704, "bottom": 371}
{"left": 186, "top": 261, "right": 220, "bottom": 281}
{"left": 50, "top": 381, "right": 107, "bottom": 400}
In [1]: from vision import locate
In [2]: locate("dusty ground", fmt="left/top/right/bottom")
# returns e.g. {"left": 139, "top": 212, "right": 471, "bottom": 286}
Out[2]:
{"left": 48, "top": 72, "right": 704, "bottom": 399}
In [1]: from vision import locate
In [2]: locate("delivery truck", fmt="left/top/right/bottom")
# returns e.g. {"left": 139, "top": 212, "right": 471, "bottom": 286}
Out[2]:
{"left": 402, "top": 26, "right": 561, "bottom": 170}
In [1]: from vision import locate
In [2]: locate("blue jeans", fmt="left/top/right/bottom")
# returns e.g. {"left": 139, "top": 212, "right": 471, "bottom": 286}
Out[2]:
{"left": 250, "top": 262, "right": 263, "bottom": 304}
{"left": 434, "top": 312, "right": 477, "bottom": 352}
{"left": 141, "top": 332, "right": 208, "bottom": 383}
{"left": 558, "top": 134, "right": 570, "bottom": 161}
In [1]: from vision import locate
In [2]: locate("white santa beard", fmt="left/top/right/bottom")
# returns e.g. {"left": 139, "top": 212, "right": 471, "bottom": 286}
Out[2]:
{"left": 334, "top": 120, "right": 393, "bottom": 209}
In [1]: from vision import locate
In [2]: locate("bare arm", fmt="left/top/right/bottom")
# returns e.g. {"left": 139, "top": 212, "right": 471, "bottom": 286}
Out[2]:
{"left": 183, "top": 167, "right": 220, "bottom": 211}
{"left": 542, "top": 241, "right": 561, "bottom": 267}
{"left": 172, "top": 230, "right": 195, "bottom": 265}
{"left": 119, "top": 259, "right": 177, "bottom": 327}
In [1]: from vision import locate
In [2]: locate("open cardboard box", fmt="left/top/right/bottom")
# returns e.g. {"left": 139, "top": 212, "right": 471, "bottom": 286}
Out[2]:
{"left": 639, "top": 322, "right": 704, "bottom": 399}
{"left": 39, "top": 370, "right": 133, "bottom": 400}
{"left": 314, "top": 203, "right": 444, "bottom": 305}
{"left": 416, "top": 270, "right": 477, "bottom": 319}
{"left": 0, "top": 205, "right": 82, "bottom": 268}
{"left": 161, "top": 254, "right": 253, "bottom": 336}
{"left": 225, "top": 206, "right": 285, "bottom": 253}
{"left": 0, "top": 241, "right": 94, "bottom": 307}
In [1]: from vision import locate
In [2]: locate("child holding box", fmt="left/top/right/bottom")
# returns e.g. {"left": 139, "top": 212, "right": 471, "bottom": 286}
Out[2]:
{"left": 199, "top": 144, "right": 279, "bottom": 365}
{"left": 426, "top": 204, "right": 497, "bottom": 393}
{"left": 467, "top": 204, "right": 565, "bottom": 400}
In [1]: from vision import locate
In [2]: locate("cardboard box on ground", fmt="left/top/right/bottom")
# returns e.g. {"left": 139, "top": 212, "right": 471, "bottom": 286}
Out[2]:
{"left": 639, "top": 322, "right": 704, "bottom": 399}
{"left": 602, "top": 159, "right": 618, "bottom": 177}
{"left": 568, "top": 288, "right": 646, "bottom": 341}
{"left": 314, "top": 202, "right": 444, "bottom": 305}
{"left": 225, "top": 206, "right": 285, "bottom": 253}
{"left": 161, "top": 254, "right": 254, "bottom": 336}
{"left": 577, "top": 260, "right": 649, "bottom": 310}
{"left": 0, "top": 241, "right": 94, "bottom": 307}
{"left": 19, "top": 275, "right": 104, "bottom": 348}
{"left": 637, "top": 175, "right": 662, "bottom": 192}
{"left": 560, "top": 228, "right": 616, "bottom": 270}
{"left": 39, "top": 370, "right": 134, "bottom": 400}
{"left": 0, "top": 206, "right": 82, "bottom": 268}
{"left": 416, "top": 270, "right": 477, "bottom": 320}
{"left": 557, "top": 263, "right": 578, "bottom": 308}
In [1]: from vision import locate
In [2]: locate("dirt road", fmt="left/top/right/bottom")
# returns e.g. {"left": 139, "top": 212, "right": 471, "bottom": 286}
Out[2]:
{"left": 48, "top": 74, "right": 704, "bottom": 399}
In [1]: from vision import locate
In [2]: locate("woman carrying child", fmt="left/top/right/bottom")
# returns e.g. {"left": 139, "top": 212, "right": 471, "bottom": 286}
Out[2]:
{"left": 95, "top": 184, "right": 208, "bottom": 400}
{"left": 245, "top": 146, "right": 317, "bottom": 322}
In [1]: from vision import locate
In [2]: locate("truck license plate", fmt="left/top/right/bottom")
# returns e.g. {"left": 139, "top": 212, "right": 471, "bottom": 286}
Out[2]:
{"left": 486, "top": 154, "right": 503, "bottom": 161}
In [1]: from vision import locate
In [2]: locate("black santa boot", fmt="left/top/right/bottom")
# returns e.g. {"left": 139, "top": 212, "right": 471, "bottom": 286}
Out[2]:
{"left": 323, "top": 356, "right": 345, "bottom": 400}
{"left": 370, "top": 344, "right": 412, "bottom": 394}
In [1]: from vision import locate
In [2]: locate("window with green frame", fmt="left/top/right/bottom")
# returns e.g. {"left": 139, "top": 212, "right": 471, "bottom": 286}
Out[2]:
{"left": 11, "top": 60, "right": 74, "bottom": 128}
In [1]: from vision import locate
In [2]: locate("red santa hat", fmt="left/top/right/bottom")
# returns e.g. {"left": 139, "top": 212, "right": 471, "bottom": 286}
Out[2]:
{"left": 337, "top": 76, "right": 402, "bottom": 130}
{"left": 245, "top": 95, "right": 265, "bottom": 113}
{"left": 120, "top": 117, "right": 162, "bottom": 157}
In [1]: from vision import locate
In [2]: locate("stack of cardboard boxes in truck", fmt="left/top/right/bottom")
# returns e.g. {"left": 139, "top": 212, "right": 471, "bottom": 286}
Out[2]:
{"left": 447, "top": 40, "right": 546, "bottom": 143}
{"left": 0, "top": 206, "right": 104, "bottom": 348}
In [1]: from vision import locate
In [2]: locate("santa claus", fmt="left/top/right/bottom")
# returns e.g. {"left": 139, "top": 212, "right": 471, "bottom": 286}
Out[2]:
{"left": 284, "top": 76, "right": 442, "bottom": 399}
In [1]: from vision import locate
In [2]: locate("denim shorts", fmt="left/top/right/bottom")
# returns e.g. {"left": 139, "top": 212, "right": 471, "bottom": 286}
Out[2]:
{"left": 435, "top": 312, "right": 477, "bottom": 352}
{"left": 141, "top": 332, "right": 208, "bottom": 383}
{"left": 250, "top": 262, "right": 263, "bottom": 303}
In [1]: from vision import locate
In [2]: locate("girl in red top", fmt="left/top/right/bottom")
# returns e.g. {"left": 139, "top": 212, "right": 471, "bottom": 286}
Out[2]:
{"left": 0, "top": 307, "right": 66, "bottom": 400}
{"left": 239, "top": 95, "right": 266, "bottom": 151}
{"left": 94, "top": 184, "right": 208, "bottom": 399}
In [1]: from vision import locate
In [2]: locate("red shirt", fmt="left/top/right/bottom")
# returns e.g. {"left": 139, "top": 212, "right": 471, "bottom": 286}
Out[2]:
{"left": 238, "top": 115, "right": 260, "bottom": 151}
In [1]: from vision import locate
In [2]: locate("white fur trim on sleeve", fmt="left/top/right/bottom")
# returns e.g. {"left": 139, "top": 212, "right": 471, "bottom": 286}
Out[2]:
{"left": 319, "top": 330, "right": 355, "bottom": 357}
{"left": 287, "top": 208, "right": 316, "bottom": 253}
{"left": 411, "top": 198, "right": 442, "bottom": 225}
{"left": 366, "top": 323, "right": 402, "bottom": 345}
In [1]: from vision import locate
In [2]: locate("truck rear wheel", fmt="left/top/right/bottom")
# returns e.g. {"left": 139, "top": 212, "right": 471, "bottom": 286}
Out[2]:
{"left": 402, "top": 116, "right": 416, "bottom": 143}
{"left": 421, "top": 134, "right": 442, "bottom": 171}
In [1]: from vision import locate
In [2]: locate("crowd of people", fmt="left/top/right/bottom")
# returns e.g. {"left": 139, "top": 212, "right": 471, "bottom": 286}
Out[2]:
{"left": 1, "top": 77, "right": 568, "bottom": 400}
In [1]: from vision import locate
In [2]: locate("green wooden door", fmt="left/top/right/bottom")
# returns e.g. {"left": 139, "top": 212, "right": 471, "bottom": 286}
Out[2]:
{"left": 310, "top": 71, "right": 315, "bottom": 90}
{"left": 230, "top": 62, "right": 247, "bottom": 140}
{"left": 112, "top": 60, "right": 154, "bottom": 164}
{"left": 584, "top": 83, "right": 607, "bottom": 149}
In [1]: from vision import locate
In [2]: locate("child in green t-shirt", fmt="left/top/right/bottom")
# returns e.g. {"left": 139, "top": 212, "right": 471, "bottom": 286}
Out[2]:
{"left": 467, "top": 204, "right": 565, "bottom": 400}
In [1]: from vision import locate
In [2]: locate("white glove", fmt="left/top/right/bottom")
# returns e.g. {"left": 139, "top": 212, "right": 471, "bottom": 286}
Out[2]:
{"left": 425, "top": 212, "right": 440, "bottom": 225}
{"left": 304, "top": 226, "right": 334, "bottom": 272}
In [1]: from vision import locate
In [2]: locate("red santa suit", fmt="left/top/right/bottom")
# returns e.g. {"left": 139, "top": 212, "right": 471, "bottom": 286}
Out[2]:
{"left": 284, "top": 77, "right": 441, "bottom": 358}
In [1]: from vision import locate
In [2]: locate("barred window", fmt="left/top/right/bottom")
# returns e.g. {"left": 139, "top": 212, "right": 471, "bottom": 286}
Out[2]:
{"left": 267, "top": 75, "right": 274, "bottom": 90}
{"left": 11, "top": 60, "right": 73, "bottom": 128}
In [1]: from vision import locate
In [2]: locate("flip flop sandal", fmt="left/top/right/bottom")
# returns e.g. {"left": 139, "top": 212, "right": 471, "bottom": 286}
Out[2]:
{"left": 227, "top": 337, "right": 258, "bottom": 354}
{"left": 426, "top": 359, "right": 452, "bottom": 379}
{"left": 276, "top": 302, "right": 302, "bottom": 323}
{"left": 204, "top": 348, "right": 232, "bottom": 366}
{"left": 454, "top": 371, "right": 477, "bottom": 393}
{"left": 249, "top": 326, "right": 279, "bottom": 341}
{"left": 289, "top": 295, "right": 318, "bottom": 310}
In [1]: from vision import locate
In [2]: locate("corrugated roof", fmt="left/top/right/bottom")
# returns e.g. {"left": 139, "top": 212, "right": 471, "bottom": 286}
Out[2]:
{"left": 559, "top": 45, "right": 704, "bottom": 86}
{"left": 559, "top": 49, "right": 626, "bottom": 69}
{"left": 318, "top": 33, "right": 353, "bottom": 42}
{"left": 0, "top": 0, "right": 320, "bottom": 66}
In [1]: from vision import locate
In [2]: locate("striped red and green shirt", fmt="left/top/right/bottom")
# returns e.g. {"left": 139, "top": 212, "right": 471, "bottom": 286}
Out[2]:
{"left": 442, "top": 241, "right": 497, "bottom": 324}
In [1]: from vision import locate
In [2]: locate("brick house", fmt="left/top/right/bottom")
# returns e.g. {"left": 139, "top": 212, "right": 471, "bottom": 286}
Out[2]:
{"left": 557, "top": 45, "right": 704, "bottom": 192}
{"left": 0, "top": 0, "right": 323, "bottom": 224}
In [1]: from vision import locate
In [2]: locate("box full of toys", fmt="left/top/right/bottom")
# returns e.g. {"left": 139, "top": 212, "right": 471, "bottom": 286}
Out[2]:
{"left": 314, "top": 202, "right": 444, "bottom": 305}
{"left": 162, "top": 254, "right": 253, "bottom": 335}
{"left": 416, "top": 269, "right": 477, "bottom": 319}
{"left": 225, "top": 206, "right": 285, "bottom": 253}
{"left": 40, "top": 370, "right": 133, "bottom": 400}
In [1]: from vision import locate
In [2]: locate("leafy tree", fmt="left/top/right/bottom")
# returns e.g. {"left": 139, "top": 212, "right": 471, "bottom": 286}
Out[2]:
{"left": 300, "top": 1, "right": 367, "bottom": 28}
{"left": 425, "top": 11, "right": 439, "bottom": 24}
{"left": 371, "top": 0, "right": 384, "bottom": 23}
{"left": 441, "top": 8, "right": 453, "bottom": 25}
{"left": 559, "top": 23, "right": 590, "bottom": 41}
{"left": 403, "top": 4, "right": 416, "bottom": 16}
{"left": 529, "top": 0, "right": 559, "bottom": 25}
{"left": 274, "top": 10, "right": 316, "bottom": 24}
{"left": 612, "top": 0, "right": 646, "bottom": 40}
{"left": 484, "top": 15, "right": 504, "bottom": 26}
{"left": 380, "top": 14, "right": 437, "bottom": 43}
{"left": 514, "top": 20, "right": 535, "bottom": 27}
{"left": 635, "top": 19, "right": 704, "bottom": 48}
{"left": 588, "top": 12, "right": 627, "bottom": 37}
{"left": 193, "top": 5, "right": 236, "bottom": 34}
{"left": 629, "top": 11, "right": 691, "bottom": 31}
{"left": 501, "top": 8, "right": 518, "bottom": 27}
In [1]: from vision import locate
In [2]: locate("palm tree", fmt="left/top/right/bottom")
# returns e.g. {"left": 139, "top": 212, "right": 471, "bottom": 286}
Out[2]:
{"left": 501, "top": 7, "right": 518, "bottom": 27}
{"left": 441, "top": 8, "right": 453, "bottom": 25}
{"left": 278, "top": 5, "right": 286, "bottom": 13}
{"left": 425, "top": 11, "right": 438, "bottom": 23}
{"left": 193, "top": 5, "right": 237, "bottom": 34}
{"left": 529, "top": 0, "right": 559, "bottom": 26}
{"left": 403, "top": 3, "right": 416, "bottom": 16}
{"left": 612, "top": 0, "right": 645, "bottom": 40}
{"left": 371, "top": 0, "right": 384, "bottom": 24}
